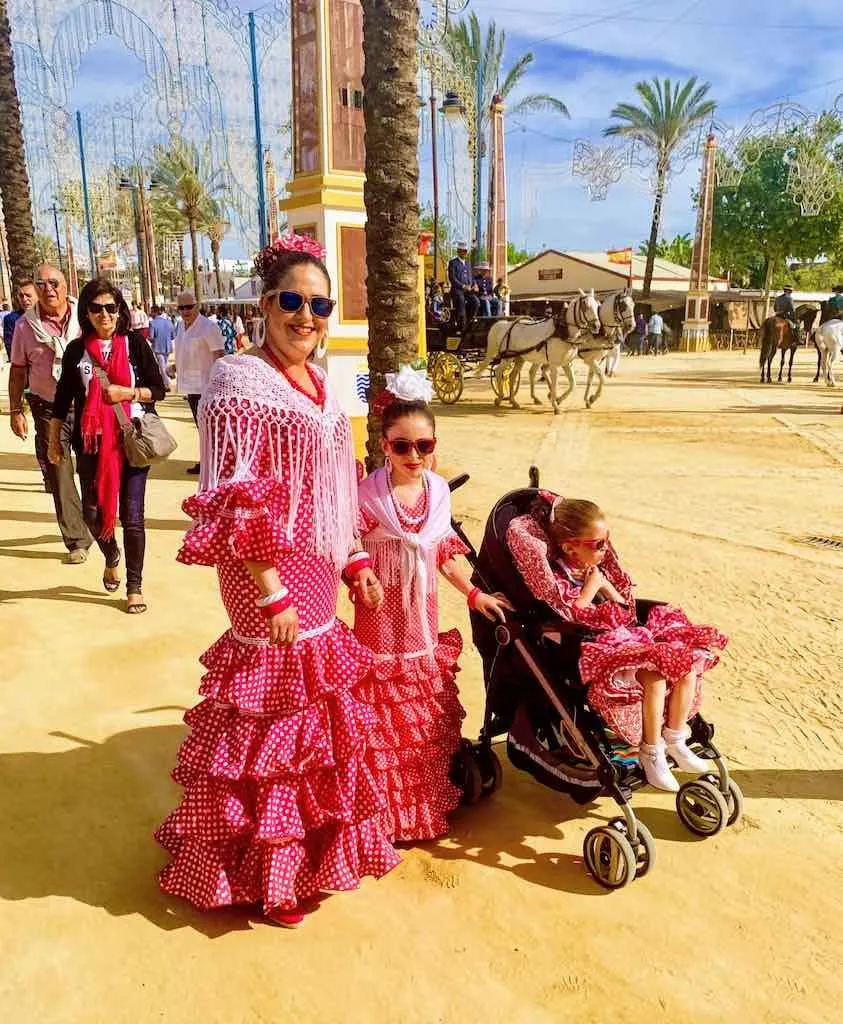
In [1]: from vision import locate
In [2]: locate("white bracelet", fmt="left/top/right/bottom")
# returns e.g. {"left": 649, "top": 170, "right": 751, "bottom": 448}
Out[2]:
{"left": 256, "top": 587, "right": 289, "bottom": 608}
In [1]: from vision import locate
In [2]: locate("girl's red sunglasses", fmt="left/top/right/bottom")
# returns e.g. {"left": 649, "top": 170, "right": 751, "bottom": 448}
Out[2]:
{"left": 577, "top": 532, "right": 610, "bottom": 551}
{"left": 387, "top": 437, "right": 437, "bottom": 456}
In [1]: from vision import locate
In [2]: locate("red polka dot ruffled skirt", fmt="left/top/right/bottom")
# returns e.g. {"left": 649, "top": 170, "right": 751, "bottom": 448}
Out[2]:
{"left": 155, "top": 621, "right": 400, "bottom": 913}
{"left": 355, "top": 629, "right": 466, "bottom": 843}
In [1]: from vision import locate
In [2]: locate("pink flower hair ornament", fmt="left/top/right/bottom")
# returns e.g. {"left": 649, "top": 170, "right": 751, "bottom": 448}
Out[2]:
{"left": 271, "top": 231, "right": 327, "bottom": 263}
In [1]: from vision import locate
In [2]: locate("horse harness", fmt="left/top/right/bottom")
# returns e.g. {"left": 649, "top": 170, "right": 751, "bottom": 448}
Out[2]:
{"left": 492, "top": 317, "right": 556, "bottom": 366}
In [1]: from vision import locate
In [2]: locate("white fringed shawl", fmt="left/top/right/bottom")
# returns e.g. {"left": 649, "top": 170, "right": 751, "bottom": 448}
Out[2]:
{"left": 197, "top": 354, "right": 358, "bottom": 568}
{"left": 358, "top": 467, "right": 452, "bottom": 651}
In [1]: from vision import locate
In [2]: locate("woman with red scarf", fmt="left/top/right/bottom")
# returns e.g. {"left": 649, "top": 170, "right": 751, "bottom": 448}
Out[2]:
{"left": 48, "top": 279, "right": 166, "bottom": 613}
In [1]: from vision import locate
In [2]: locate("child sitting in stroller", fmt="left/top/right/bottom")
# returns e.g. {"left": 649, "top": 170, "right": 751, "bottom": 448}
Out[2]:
{"left": 506, "top": 493, "right": 728, "bottom": 792}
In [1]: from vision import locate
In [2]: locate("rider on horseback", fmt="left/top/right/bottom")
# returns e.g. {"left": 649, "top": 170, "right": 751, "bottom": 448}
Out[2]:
{"left": 774, "top": 286, "right": 798, "bottom": 328}
{"left": 827, "top": 284, "right": 843, "bottom": 320}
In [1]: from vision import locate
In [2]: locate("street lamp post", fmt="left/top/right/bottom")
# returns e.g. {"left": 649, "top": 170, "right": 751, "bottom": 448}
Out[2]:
{"left": 48, "top": 203, "right": 64, "bottom": 274}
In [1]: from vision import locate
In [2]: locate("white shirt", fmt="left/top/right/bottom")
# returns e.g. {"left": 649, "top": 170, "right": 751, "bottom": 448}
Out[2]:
{"left": 234, "top": 315, "right": 245, "bottom": 335}
{"left": 130, "top": 308, "right": 150, "bottom": 331}
{"left": 78, "top": 340, "right": 144, "bottom": 418}
{"left": 174, "top": 314, "right": 225, "bottom": 395}
{"left": 648, "top": 313, "right": 664, "bottom": 335}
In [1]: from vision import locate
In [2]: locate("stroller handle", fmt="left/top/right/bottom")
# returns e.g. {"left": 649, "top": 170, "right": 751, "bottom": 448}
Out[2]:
{"left": 448, "top": 473, "right": 470, "bottom": 493}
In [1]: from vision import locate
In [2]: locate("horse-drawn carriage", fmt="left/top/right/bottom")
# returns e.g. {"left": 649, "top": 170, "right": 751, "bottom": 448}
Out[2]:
{"left": 426, "top": 317, "right": 520, "bottom": 404}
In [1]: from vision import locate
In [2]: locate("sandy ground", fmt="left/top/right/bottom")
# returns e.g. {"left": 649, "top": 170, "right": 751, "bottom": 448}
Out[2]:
{"left": 0, "top": 350, "right": 841, "bottom": 1024}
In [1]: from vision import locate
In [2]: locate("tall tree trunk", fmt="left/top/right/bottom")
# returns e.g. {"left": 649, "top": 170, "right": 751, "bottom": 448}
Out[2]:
{"left": 189, "top": 220, "right": 202, "bottom": 302}
{"left": 0, "top": 2, "right": 37, "bottom": 287}
{"left": 362, "top": 0, "right": 421, "bottom": 468}
{"left": 642, "top": 165, "right": 667, "bottom": 302}
{"left": 177, "top": 236, "right": 185, "bottom": 295}
{"left": 212, "top": 238, "right": 223, "bottom": 298}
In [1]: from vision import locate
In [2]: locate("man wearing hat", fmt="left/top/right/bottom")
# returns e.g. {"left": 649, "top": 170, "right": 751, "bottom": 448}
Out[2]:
{"left": 447, "top": 243, "right": 478, "bottom": 332}
{"left": 827, "top": 284, "right": 843, "bottom": 320}
{"left": 773, "top": 285, "right": 798, "bottom": 332}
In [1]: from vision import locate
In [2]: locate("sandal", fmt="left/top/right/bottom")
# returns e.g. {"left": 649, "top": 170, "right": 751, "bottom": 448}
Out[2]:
{"left": 103, "top": 555, "right": 122, "bottom": 593}
{"left": 126, "top": 593, "right": 147, "bottom": 615}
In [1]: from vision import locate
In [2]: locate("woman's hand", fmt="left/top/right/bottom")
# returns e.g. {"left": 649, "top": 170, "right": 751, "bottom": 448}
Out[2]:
{"left": 104, "top": 384, "right": 135, "bottom": 405}
{"left": 47, "top": 438, "right": 64, "bottom": 465}
{"left": 356, "top": 568, "right": 384, "bottom": 611}
{"left": 474, "top": 591, "right": 514, "bottom": 622}
{"left": 267, "top": 605, "right": 299, "bottom": 645}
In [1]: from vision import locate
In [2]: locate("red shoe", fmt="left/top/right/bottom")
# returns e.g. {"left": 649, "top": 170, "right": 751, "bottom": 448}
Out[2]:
{"left": 267, "top": 907, "right": 307, "bottom": 929}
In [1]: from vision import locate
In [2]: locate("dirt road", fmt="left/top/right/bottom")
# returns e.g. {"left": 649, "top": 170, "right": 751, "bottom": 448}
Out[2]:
{"left": 1, "top": 351, "right": 840, "bottom": 1023}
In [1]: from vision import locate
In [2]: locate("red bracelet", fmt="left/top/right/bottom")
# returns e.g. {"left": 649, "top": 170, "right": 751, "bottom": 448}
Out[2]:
{"left": 345, "top": 552, "right": 371, "bottom": 580}
{"left": 467, "top": 587, "right": 481, "bottom": 610}
{"left": 259, "top": 595, "right": 292, "bottom": 619}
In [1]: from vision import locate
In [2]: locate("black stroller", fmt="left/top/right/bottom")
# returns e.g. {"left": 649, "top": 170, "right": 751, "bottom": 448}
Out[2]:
{"left": 448, "top": 469, "right": 744, "bottom": 890}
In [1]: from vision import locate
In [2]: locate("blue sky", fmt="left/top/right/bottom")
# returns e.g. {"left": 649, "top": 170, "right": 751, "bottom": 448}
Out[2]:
{"left": 59, "top": 0, "right": 843, "bottom": 259}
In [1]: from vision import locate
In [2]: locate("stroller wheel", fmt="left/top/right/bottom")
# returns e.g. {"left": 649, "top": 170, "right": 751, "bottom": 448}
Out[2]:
{"left": 477, "top": 747, "right": 504, "bottom": 797}
{"left": 451, "top": 740, "right": 483, "bottom": 805}
{"left": 583, "top": 826, "right": 637, "bottom": 890}
{"left": 607, "top": 818, "right": 656, "bottom": 879}
{"left": 699, "top": 773, "right": 744, "bottom": 827}
{"left": 676, "top": 779, "right": 729, "bottom": 837}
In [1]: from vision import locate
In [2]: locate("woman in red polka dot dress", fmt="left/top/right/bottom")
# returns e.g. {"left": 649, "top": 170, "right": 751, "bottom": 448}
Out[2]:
{"left": 507, "top": 494, "right": 728, "bottom": 793}
{"left": 155, "top": 234, "right": 399, "bottom": 928}
{"left": 350, "top": 370, "right": 511, "bottom": 842}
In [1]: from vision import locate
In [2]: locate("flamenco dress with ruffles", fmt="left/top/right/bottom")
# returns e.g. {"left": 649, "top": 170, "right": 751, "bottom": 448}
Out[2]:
{"left": 506, "top": 513, "right": 728, "bottom": 746}
{"left": 155, "top": 355, "right": 399, "bottom": 914}
{"left": 354, "top": 468, "right": 467, "bottom": 842}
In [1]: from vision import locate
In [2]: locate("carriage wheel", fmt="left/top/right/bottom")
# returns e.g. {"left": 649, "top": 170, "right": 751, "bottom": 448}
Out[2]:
{"left": 426, "top": 352, "right": 440, "bottom": 376}
{"left": 432, "top": 352, "right": 464, "bottom": 404}
{"left": 490, "top": 361, "right": 516, "bottom": 400}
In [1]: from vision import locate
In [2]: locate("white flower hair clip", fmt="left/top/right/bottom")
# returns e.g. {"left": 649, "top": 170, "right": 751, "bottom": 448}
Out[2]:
{"left": 384, "top": 365, "right": 434, "bottom": 404}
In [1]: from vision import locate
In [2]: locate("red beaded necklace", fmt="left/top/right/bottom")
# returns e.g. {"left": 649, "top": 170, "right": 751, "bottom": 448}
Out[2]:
{"left": 262, "top": 344, "right": 325, "bottom": 407}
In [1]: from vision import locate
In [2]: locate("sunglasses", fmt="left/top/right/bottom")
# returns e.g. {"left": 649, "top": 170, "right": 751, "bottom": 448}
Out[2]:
{"left": 35, "top": 279, "right": 62, "bottom": 290}
{"left": 386, "top": 437, "right": 437, "bottom": 457}
{"left": 576, "top": 532, "right": 610, "bottom": 552}
{"left": 89, "top": 301, "right": 118, "bottom": 315}
{"left": 177, "top": 304, "right": 196, "bottom": 311}
{"left": 271, "top": 290, "right": 336, "bottom": 319}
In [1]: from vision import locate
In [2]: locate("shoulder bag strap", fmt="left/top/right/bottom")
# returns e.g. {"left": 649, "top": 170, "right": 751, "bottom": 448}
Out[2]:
{"left": 91, "top": 363, "right": 132, "bottom": 432}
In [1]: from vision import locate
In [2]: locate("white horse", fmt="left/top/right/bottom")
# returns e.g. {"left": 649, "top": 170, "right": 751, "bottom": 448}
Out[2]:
{"left": 474, "top": 290, "right": 602, "bottom": 414}
{"left": 813, "top": 319, "right": 842, "bottom": 386}
{"left": 526, "top": 290, "right": 636, "bottom": 409}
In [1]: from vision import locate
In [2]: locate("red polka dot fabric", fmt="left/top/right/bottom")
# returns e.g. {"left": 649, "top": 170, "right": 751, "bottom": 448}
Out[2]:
{"left": 156, "top": 392, "right": 400, "bottom": 915}
{"left": 354, "top": 488, "right": 469, "bottom": 842}
{"left": 507, "top": 513, "right": 728, "bottom": 746}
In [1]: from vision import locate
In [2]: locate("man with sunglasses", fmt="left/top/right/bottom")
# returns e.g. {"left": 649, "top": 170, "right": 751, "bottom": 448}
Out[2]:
{"left": 173, "top": 290, "right": 225, "bottom": 474}
{"left": 7, "top": 265, "right": 92, "bottom": 562}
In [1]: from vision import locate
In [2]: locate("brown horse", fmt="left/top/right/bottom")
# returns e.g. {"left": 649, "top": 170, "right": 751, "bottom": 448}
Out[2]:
{"left": 759, "top": 316, "right": 799, "bottom": 383}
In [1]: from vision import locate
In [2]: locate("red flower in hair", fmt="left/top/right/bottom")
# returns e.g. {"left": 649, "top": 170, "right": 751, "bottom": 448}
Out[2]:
{"left": 372, "top": 388, "right": 397, "bottom": 416}
{"left": 272, "top": 231, "right": 326, "bottom": 262}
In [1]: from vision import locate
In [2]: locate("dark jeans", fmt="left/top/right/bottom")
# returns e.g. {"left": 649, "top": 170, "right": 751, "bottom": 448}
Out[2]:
{"left": 187, "top": 394, "right": 201, "bottom": 423}
{"left": 450, "top": 289, "right": 479, "bottom": 331}
{"left": 27, "top": 393, "right": 92, "bottom": 552}
{"left": 77, "top": 453, "right": 150, "bottom": 594}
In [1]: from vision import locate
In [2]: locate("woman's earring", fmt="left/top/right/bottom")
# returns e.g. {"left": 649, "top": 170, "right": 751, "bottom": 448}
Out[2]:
{"left": 315, "top": 334, "right": 328, "bottom": 360}
{"left": 254, "top": 318, "right": 266, "bottom": 348}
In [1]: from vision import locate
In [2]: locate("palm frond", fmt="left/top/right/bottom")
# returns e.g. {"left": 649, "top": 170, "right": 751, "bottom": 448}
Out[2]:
{"left": 509, "top": 94, "right": 570, "bottom": 119}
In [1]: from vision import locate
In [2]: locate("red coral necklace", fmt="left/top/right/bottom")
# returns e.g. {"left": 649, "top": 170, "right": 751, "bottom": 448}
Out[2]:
{"left": 262, "top": 345, "right": 325, "bottom": 407}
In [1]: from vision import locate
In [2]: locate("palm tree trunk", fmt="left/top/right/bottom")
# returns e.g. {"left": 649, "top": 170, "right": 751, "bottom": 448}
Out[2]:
{"left": 189, "top": 220, "right": 202, "bottom": 302}
{"left": 0, "top": 3, "right": 37, "bottom": 287}
{"left": 177, "top": 236, "right": 185, "bottom": 295}
{"left": 642, "top": 165, "right": 667, "bottom": 301}
{"left": 211, "top": 238, "right": 222, "bottom": 298}
{"left": 362, "top": 0, "right": 421, "bottom": 468}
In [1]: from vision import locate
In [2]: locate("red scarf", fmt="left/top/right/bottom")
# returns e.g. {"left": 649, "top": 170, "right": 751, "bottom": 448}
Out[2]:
{"left": 80, "top": 334, "right": 132, "bottom": 540}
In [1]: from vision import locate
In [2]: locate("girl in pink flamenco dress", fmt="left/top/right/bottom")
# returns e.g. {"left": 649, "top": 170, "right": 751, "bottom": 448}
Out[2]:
{"left": 506, "top": 493, "right": 727, "bottom": 793}
{"left": 155, "top": 235, "right": 399, "bottom": 928}
{"left": 349, "top": 370, "right": 510, "bottom": 841}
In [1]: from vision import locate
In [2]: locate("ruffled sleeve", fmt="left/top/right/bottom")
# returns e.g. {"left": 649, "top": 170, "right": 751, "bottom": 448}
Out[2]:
{"left": 178, "top": 359, "right": 291, "bottom": 567}
{"left": 506, "top": 514, "right": 630, "bottom": 630}
{"left": 357, "top": 505, "right": 380, "bottom": 537}
{"left": 437, "top": 529, "right": 470, "bottom": 567}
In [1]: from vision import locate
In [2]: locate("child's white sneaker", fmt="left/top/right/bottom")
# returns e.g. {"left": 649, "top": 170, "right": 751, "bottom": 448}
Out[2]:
{"left": 638, "top": 740, "right": 680, "bottom": 793}
{"left": 663, "top": 727, "right": 710, "bottom": 774}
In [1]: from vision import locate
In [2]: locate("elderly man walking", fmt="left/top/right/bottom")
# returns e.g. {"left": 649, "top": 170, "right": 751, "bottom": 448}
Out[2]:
{"left": 148, "top": 305, "right": 175, "bottom": 390}
{"left": 7, "top": 265, "right": 92, "bottom": 561}
{"left": 173, "top": 290, "right": 225, "bottom": 475}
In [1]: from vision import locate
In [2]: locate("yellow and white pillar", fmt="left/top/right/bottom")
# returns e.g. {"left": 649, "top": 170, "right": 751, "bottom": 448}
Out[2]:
{"left": 282, "top": 0, "right": 369, "bottom": 450}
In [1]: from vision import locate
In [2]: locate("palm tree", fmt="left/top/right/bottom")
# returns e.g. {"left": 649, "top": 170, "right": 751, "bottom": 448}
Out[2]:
{"left": 445, "top": 12, "right": 569, "bottom": 254}
{"left": 151, "top": 139, "right": 224, "bottom": 302}
{"left": 361, "top": 0, "right": 420, "bottom": 466}
{"left": 0, "top": 3, "right": 37, "bottom": 287}
{"left": 149, "top": 195, "right": 188, "bottom": 298}
{"left": 605, "top": 77, "right": 716, "bottom": 299}
{"left": 204, "top": 199, "right": 230, "bottom": 299}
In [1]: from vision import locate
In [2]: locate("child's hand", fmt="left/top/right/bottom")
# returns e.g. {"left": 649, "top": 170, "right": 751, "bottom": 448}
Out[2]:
{"left": 356, "top": 568, "right": 385, "bottom": 611}
{"left": 474, "top": 591, "right": 514, "bottom": 622}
